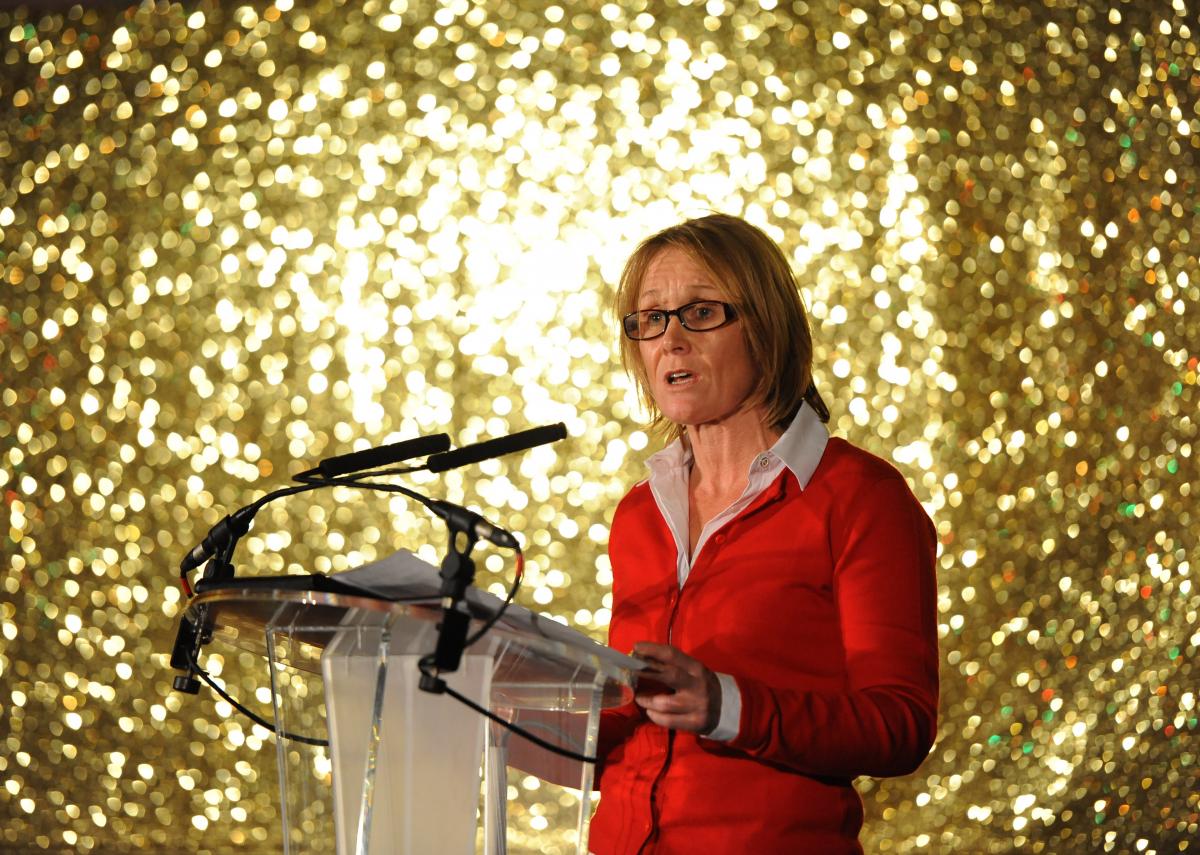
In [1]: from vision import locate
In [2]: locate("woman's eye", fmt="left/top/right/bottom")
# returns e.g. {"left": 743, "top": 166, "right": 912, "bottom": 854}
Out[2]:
{"left": 645, "top": 311, "right": 666, "bottom": 323}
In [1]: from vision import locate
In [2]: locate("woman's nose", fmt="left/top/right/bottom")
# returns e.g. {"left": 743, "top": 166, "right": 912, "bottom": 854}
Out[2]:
{"left": 659, "top": 315, "right": 690, "bottom": 349}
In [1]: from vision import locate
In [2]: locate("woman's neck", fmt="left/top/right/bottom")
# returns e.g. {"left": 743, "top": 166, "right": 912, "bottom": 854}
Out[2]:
{"left": 685, "top": 407, "right": 782, "bottom": 496}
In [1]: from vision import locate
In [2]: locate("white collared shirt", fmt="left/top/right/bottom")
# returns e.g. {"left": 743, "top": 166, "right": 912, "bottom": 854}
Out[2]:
{"left": 642, "top": 402, "right": 830, "bottom": 740}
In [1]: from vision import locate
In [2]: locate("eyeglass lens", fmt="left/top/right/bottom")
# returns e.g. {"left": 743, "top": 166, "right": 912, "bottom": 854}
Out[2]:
{"left": 623, "top": 301, "right": 731, "bottom": 339}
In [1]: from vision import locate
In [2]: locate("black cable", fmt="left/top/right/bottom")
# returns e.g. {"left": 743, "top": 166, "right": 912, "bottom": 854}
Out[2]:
{"left": 418, "top": 656, "right": 597, "bottom": 764}
{"left": 195, "top": 666, "right": 328, "bottom": 748}
{"left": 198, "top": 655, "right": 597, "bottom": 762}
{"left": 195, "top": 641, "right": 598, "bottom": 763}
{"left": 463, "top": 551, "right": 523, "bottom": 649}
{"left": 195, "top": 655, "right": 597, "bottom": 762}
{"left": 210, "top": 472, "right": 466, "bottom": 584}
{"left": 293, "top": 463, "right": 425, "bottom": 484}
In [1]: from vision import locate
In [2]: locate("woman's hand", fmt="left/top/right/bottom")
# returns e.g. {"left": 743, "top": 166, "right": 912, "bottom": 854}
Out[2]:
{"left": 632, "top": 641, "right": 722, "bottom": 735}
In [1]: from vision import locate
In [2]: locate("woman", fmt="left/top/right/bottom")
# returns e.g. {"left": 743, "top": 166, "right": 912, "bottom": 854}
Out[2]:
{"left": 589, "top": 214, "right": 939, "bottom": 854}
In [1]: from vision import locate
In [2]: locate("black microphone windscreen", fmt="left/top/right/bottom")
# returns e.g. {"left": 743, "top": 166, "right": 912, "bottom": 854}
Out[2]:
{"left": 317, "top": 432, "right": 452, "bottom": 477}
{"left": 425, "top": 423, "right": 567, "bottom": 473}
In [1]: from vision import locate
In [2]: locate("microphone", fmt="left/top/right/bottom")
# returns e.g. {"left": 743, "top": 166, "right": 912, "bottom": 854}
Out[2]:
{"left": 180, "top": 507, "right": 255, "bottom": 574}
{"left": 427, "top": 500, "right": 519, "bottom": 550}
{"left": 315, "top": 432, "right": 452, "bottom": 478}
{"left": 425, "top": 423, "right": 567, "bottom": 473}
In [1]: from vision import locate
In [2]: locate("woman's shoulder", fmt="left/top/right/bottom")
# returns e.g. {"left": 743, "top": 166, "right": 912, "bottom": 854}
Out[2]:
{"left": 615, "top": 478, "right": 653, "bottom": 511}
{"left": 812, "top": 436, "right": 936, "bottom": 550}
{"left": 610, "top": 479, "right": 664, "bottom": 543}
{"left": 815, "top": 436, "right": 918, "bottom": 493}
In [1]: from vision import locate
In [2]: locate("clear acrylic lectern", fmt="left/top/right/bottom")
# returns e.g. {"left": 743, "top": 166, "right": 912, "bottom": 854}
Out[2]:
{"left": 184, "top": 555, "right": 638, "bottom": 855}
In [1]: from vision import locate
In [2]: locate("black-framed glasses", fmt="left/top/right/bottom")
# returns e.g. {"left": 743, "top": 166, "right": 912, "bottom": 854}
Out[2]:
{"left": 622, "top": 300, "right": 738, "bottom": 341}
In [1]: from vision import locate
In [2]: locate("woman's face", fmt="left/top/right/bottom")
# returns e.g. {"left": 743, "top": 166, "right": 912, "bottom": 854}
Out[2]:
{"left": 636, "top": 247, "right": 758, "bottom": 430}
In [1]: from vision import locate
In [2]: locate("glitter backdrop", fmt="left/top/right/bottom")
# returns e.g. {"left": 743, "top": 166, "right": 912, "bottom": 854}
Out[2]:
{"left": 1, "top": 0, "right": 1198, "bottom": 852}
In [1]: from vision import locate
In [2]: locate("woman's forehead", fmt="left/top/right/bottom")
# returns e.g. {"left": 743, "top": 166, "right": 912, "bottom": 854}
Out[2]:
{"left": 638, "top": 247, "right": 727, "bottom": 300}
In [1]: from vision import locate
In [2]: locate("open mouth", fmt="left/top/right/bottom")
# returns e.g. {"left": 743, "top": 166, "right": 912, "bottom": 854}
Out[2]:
{"left": 666, "top": 371, "right": 693, "bottom": 385}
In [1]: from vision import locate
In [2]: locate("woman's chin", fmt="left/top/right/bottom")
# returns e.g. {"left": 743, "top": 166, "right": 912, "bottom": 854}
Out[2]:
{"left": 667, "top": 407, "right": 759, "bottom": 434}
{"left": 657, "top": 404, "right": 710, "bottom": 429}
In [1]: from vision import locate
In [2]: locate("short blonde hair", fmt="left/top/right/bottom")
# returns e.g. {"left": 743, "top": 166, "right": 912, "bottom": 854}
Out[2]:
{"left": 615, "top": 214, "right": 827, "bottom": 439}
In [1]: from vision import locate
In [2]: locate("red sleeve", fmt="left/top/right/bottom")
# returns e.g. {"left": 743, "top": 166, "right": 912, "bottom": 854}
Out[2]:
{"left": 726, "top": 473, "right": 939, "bottom": 778}
{"left": 596, "top": 572, "right": 648, "bottom": 774}
{"left": 596, "top": 701, "right": 643, "bottom": 773}
{"left": 597, "top": 484, "right": 663, "bottom": 770}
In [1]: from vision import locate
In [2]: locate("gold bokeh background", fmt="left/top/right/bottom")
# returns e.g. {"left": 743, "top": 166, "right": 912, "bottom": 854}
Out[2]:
{"left": 2, "top": 0, "right": 1198, "bottom": 852}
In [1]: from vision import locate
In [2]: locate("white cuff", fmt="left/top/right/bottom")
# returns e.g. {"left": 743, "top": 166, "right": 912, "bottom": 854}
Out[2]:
{"left": 705, "top": 672, "right": 742, "bottom": 742}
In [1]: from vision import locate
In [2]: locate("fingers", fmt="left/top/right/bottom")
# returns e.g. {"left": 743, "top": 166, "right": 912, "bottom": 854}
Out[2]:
{"left": 632, "top": 643, "right": 705, "bottom": 685}
{"left": 637, "top": 687, "right": 706, "bottom": 731}
{"left": 630, "top": 641, "right": 721, "bottom": 734}
{"left": 643, "top": 707, "right": 707, "bottom": 731}
{"left": 636, "top": 662, "right": 688, "bottom": 693}
{"left": 632, "top": 641, "right": 677, "bottom": 661}
{"left": 632, "top": 641, "right": 698, "bottom": 669}
{"left": 637, "top": 681, "right": 715, "bottom": 733}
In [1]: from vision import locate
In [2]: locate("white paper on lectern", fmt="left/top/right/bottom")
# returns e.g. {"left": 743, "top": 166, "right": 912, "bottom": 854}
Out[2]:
{"left": 331, "top": 549, "right": 645, "bottom": 674}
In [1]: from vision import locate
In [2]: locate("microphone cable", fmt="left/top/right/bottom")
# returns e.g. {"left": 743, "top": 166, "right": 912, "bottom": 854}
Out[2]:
{"left": 417, "top": 655, "right": 598, "bottom": 764}
{"left": 193, "top": 664, "right": 328, "bottom": 748}
{"left": 177, "top": 473, "right": 516, "bottom": 595}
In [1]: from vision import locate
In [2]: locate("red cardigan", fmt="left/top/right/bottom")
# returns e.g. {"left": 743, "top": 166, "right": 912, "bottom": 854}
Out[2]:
{"left": 589, "top": 437, "right": 939, "bottom": 854}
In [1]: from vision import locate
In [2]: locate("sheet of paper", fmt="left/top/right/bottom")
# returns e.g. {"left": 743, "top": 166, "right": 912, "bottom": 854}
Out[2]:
{"left": 331, "top": 547, "right": 444, "bottom": 599}
{"left": 331, "top": 549, "right": 646, "bottom": 673}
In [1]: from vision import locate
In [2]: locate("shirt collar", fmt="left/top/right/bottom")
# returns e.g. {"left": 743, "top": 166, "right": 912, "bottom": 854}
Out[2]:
{"left": 646, "top": 400, "right": 829, "bottom": 488}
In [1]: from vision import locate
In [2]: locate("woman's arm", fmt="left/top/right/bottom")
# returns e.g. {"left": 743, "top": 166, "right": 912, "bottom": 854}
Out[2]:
{"left": 726, "top": 473, "right": 940, "bottom": 778}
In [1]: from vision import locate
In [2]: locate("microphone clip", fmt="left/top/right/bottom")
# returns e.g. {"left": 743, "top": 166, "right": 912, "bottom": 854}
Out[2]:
{"left": 171, "top": 555, "right": 235, "bottom": 694}
{"left": 421, "top": 515, "right": 483, "bottom": 690}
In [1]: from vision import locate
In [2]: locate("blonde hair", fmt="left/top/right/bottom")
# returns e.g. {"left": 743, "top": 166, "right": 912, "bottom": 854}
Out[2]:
{"left": 615, "top": 214, "right": 827, "bottom": 440}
